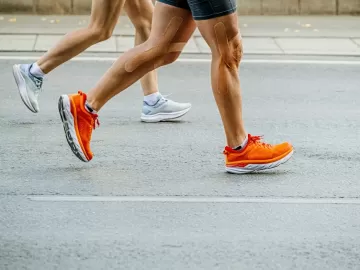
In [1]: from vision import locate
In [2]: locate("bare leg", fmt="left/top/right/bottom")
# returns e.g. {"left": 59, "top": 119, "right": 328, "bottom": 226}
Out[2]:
{"left": 58, "top": 2, "right": 294, "bottom": 170}
{"left": 12, "top": 0, "right": 124, "bottom": 114}
{"left": 196, "top": 14, "right": 246, "bottom": 148}
{"left": 125, "top": 0, "right": 158, "bottom": 96}
{"left": 37, "top": 0, "right": 125, "bottom": 74}
{"left": 87, "top": 3, "right": 197, "bottom": 111}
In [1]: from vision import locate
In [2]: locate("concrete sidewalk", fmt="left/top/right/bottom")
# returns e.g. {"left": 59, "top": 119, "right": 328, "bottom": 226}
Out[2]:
{"left": 0, "top": 15, "right": 360, "bottom": 55}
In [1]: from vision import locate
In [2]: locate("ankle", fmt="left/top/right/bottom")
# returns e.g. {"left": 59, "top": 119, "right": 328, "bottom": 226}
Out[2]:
{"left": 84, "top": 101, "right": 97, "bottom": 114}
{"left": 29, "top": 62, "right": 45, "bottom": 78}
{"left": 86, "top": 96, "right": 101, "bottom": 112}
{"left": 228, "top": 133, "right": 248, "bottom": 149}
{"left": 144, "top": 92, "right": 162, "bottom": 106}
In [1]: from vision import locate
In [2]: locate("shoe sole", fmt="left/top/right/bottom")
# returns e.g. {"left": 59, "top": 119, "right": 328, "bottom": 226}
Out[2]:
{"left": 12, "top": 64, "right": 38, "bottom": 113}
{"left": 58, "top": 95, "right": 89, "bottom": 163}
{"left": 140, "top": 106, "right": 191, "bottom": 123}
{"left": 226, "top": 149, "right": 294, "bottom": 174}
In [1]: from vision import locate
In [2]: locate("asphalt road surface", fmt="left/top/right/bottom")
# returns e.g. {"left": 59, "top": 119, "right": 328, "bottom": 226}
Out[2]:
{"left": 1, "top": 55, "right": 359, "bottom": 270}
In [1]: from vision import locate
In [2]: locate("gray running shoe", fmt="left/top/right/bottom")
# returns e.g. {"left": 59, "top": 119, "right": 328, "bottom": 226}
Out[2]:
{"left": 12, "top": 64, "right": 43, "bottom": 113}
{"left": 141, "top": 96, "right": 191, "bottom": 123}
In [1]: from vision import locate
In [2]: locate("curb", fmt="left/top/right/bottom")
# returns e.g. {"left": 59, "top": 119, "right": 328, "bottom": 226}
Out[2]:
{"left": 0, "top": 34, "right": 359, "bottom": 56}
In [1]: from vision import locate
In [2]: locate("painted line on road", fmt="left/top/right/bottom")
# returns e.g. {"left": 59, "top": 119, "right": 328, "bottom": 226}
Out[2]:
{"left": 28, "top": 196, "right": 360, "bottom": 204}
{"left": 1, "top": 55, "right": 360, "bottom": 65}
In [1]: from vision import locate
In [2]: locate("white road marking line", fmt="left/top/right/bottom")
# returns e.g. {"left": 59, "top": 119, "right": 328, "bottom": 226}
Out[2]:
{"left": 1, "top": 55, "right": 360, "bottom": 65}
{"left": 28, "top": 196, "right": 360, "bottom": 204}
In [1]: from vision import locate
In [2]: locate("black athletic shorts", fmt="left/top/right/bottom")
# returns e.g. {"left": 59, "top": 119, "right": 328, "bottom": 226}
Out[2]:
{"left": 157, "top": 0, "right": 237, "bottom": 20}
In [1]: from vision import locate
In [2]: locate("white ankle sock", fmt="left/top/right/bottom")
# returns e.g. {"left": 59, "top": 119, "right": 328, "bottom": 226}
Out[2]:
{"left": 30, "top": 62, "right": 45, "bottom": 78}
{"left": 233, "top": 135, "right": 248, "bottom": 151}
{"left": 144, "top": 92, "right": 162, "bottom": 106}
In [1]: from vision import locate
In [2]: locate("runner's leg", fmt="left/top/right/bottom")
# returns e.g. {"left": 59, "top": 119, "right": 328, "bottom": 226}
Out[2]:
{"left": 125, "top": 0, "right": 192, "bottom": 122}
{"left": 187, "top": 0, "right": 293, "bottom": 173}
{"left": 58, "top": 2, "right": 196, "bottom": 161}
{"left": 125, "top": 0, "right": 157, "bottom": 96}
{"left": 86, "top": 2, "right": 196, "bottom": 111}
{"left": 12, "top": 0, "right": 125, "bottom": 113}
{"left": 196, "top": 14, "right": 246, "bottom": 148}
{"left": 38, "top": 0, "right": 125, "bottom": 73}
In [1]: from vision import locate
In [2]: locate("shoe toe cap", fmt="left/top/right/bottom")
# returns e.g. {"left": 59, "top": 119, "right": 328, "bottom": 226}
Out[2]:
{"left": 274, "top": 142, "right": 293, "bottom": 156}
{"left": 30, "top": 100, "right": 40, "bottom": 112}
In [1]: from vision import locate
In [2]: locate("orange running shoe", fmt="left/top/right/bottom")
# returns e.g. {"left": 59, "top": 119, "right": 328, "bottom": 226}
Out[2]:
{"left": 223, "top": 134, "right": 293, "bottom": 174}
{"left": 58, "top": 91, "right": 99, "bottom": 162}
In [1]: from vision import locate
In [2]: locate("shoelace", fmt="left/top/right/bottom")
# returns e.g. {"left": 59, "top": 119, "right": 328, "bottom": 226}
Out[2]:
{"left": 249, "top": 135, "right": 272, "bottom": 148}
{"left": 86, "top": 113, "right": 100, "bottom": 135}
{"left": 77, "top": 91, "right": 100, "bottom": 131}
{"left": 93, "top": 117, "right": 100, "bottom": 129}
{"left": 83, "top": 116, "right": 99, "bottom": 140}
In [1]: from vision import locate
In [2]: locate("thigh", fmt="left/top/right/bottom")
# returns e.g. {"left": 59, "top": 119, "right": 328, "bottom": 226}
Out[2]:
{"left": 89, "top": 0, "right": 125, "bottom": 29}
{"left": 187, "top": 0, "right": 237, "bottom": 21}
{"left": 148, "top": 2, "right": 196, "bottom": 45}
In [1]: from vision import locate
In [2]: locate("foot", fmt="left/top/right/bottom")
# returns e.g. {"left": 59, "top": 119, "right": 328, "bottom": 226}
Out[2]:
{"left": 12, "top": 64, "right": 43, "bottom": 113}
{"left": 58, "top": 91, "right": 99, "bottom": 162}
{"left": 223, "top": 134, "right": 294, "bottom": 174}
{"left": 141, "top": 96, "right": 191, "bottom": 123}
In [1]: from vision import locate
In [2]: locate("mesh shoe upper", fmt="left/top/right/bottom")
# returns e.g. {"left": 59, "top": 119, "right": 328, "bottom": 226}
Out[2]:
{"left": 224, "top": 134, "right": 293, "bottom": 166}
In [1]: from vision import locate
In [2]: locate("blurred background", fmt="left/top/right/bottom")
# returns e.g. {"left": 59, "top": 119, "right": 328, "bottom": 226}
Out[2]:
{"left": 0, "top": 0, "right": 359, "bottom": 15}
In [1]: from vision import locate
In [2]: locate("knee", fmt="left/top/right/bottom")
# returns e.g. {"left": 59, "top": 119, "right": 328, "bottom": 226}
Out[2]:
{"left": 127, "top": 1, "right": 153, "bottom": 39}
{"left": 230, "top": 36, "right": 243, "bottom": 67}
{"left": 146, "top": 39, "right": 182, "bottom": 66}
{"left": 161, "top": 52, "right": 181, "bottom": 66}
{"left": 125, "top": 40, "right": 182, "bottom": 73}
{"left": 215, "top": 33, "right": 243, "bottom": 70}
{"left": 88, "top": 25, "right": 113, "bottom": 42}
{"left": 146, "top": 46, "right": 181, "bottom": 70}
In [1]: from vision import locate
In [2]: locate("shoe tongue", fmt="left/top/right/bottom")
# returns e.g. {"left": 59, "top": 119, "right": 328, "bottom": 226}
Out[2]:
{"left": 157, "top": 96, "right": 168, "bottom": 104}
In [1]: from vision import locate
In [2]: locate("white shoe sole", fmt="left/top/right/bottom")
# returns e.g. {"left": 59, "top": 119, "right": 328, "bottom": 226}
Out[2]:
{"left": 58, "top": 95, "right": 89, "bottom": 162}
{"left": 226, "top": 150, "right": 294, "bottom": 174}
{"left": 140, "top": 106, "right": 191, "bottom": 123}
{"left": 12, "top": 64, "right": 38, "bottom": 113}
